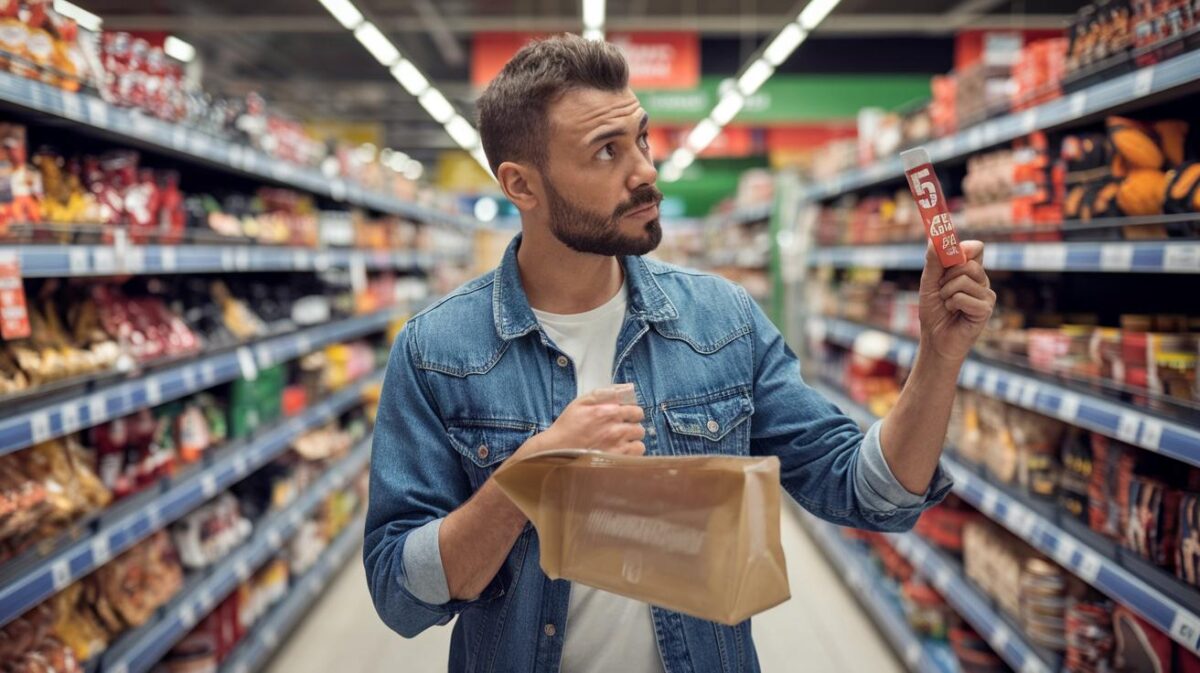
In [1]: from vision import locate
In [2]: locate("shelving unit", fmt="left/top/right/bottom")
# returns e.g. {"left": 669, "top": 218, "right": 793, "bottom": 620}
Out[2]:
{"left": 799, "top": 508, "right": 957, "bottom": 673}
{"left": 798, "top": 49, "right": 1200, "bottom": 202}
{"left": 0, "top": 372, "right": 380, "bottom": 630}
{"left": 0, "top": 307, "right": 404, "bottom": 457}
{"left": 218, "top": 514, "right": 366, "bottom": 673}
{"left": 808, "top": 380, "right": 1200, "bottom": 656}
{"left": 0, "top": 71, "right": 474, "bottom": 227}
{"left": 98, "top": 438, "right": 372, "bottom": 673}
{"left": 809, "top": 316, "right": 1200, "bottom": 466}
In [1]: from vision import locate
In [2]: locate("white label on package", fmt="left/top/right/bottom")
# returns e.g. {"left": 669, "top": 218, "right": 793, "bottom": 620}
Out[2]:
{"left": 91, "top": 536, "right": 111, "bottom": 566}
{"left": 1100, "top": 244, "right": 1134, "bottom": 271}
{"left": 1058, "top": 394, "right": 1081, "bottom": 421}
{"left": 1169, "top": 610, "right": 1200, "bottom": 649}
{"left": 88, "top": 395, "right": 106, "bottom": 423}
{"left": 30, "top": 411, "right": 51, "bottom": 444}
{"left": 1117, "top": 413, "right": 1140, "bottom": 444}
{"left": 161, "top": 247, "right": 178, "bottom": 272}
{"left": 68, "top": 247, "right": 89, "bottom": 274}
{"left": 51, "top": 559, "right": 71, "bottom": 590}
{"left": 60, "top": 404, "right": 79, "bottom": 434}
{"left": 236, "top": 347, "right": 258, "bottom": 381}
{"left": 1139, "top": 420, "right": 1163, "bottom": 452}
{"left": 1164, "top": 245, "right": 1200, "bottom": 272}
{"left": 1134, "top": 68, "right": 1154, "bottom": 97}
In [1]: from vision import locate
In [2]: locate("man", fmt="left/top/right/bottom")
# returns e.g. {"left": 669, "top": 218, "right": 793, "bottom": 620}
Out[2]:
{"left": 365, "top": 35, "right": 995, "bottom": 673}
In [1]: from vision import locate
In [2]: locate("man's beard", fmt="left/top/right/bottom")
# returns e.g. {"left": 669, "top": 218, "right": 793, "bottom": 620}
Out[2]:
{"left": 543, "top": 176, "right": 663, "bottom": 257}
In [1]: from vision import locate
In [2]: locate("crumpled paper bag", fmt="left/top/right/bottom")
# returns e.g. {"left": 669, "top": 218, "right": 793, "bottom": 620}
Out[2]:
{"left": 492, "top": 447, "right": 790, "bottom": 625}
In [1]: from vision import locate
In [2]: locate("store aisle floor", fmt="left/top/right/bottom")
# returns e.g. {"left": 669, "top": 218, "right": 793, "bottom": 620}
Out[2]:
{"left": 267, "top": 506, "right": 902, "bottom": 673}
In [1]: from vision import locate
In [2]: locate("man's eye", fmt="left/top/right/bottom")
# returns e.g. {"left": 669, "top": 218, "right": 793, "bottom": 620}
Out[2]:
{"left": 597, "top": 144, "right": 615, "bottom": 161}
{"left": 638, "top": 133, "right": 650, "bottom": 150}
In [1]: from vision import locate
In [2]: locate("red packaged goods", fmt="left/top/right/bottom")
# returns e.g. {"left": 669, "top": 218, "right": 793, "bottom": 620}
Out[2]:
{"left": 1125, "top": 476, "right": 1182, "bottom": 571}
{"left": 1065, "top": 598, "right": 1115, "bottom": 673}
{"left": 901, "top": 148, "right": 967, "bottom": 268}
{"left": 1089, "top": 434, "right": 1136, "bottom": 541}
{"left": 1113, "top": 606, "right": 1173, "bottom": 673}
{"left": 915, "top": 496, "right": 981, "bottom": 552}
{"left": 1180, "top": 493, "right": 1200, "bottom": 587}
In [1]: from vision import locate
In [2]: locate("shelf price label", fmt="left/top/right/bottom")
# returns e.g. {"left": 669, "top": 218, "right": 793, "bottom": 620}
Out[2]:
{"left": 990, "top": 625, "right": 1011, "bottom": 651}
{"left": 1139, "top": 420, "right": 1163, "bottom": 452}
{"left": 60, "top": 404, "right": 80, "bottom": 434}
{"left": 1116, "top": 413, "right": 1140, "bottom": 444}
{"left": 68, "top": 247, "right": 89, "bottom": 274}
{"left": 50, "top": 558, "right": 72, "bottom": 591}
{"left": 201, "top": 473, "right": 218, "bottom": 498}
{"left": 161, "top": 247, "right": 178, "bottom": 272}
{"left": 1053, "top": 538, "right": 1077, "bottom": 566}
{"left": 1024, "top": 244, "right": 1067, "bottom": 270}
{"left": 981, "top": 371, "right": 1000, "bottom": 396}
{"left": 30, "top": 411, "right": 51, "bottom": 444}
{"left": 980, "top": 489, "right": 1000, "bottom": 516}
{"left": 1069, "top": 92, "right": 1088, "bottom": 117}
{"left": 1058, "top": 394, "right": 1081, "bottom": 422}
{"left": 91, "top": 536, "right": 111, "bottom": 566}
{"left": 145, "top": 377, "right": 162, "bottom": 405}
{"left": 1019, "top": 382, "right": 1038, "bottom": 408}
{"left": 88, "top": 395, "right": 106, "bottom": 423}
{"left": 1100, "top": 244, "right": 1134, "bottom": 271}
{"left": 1077, "top": 550, "right": 1102, "bottom": 583}
{"left": 236, "top": 347, "right": 258, "bottom": 381}
{"left": 1164, "top": 245, "right": 1200, "bottom": 273}
{"left": 1170, "top": 610, "right": 1200, "bottom": 651}
{"left": 904, "top": 643, "right": 922, "bottom": 668}
{"left": 1021, "top": 110, "right": 1038, "bottom": 133}
{"left": 1134, "top": 68, "right": 1154, "bottom": 97}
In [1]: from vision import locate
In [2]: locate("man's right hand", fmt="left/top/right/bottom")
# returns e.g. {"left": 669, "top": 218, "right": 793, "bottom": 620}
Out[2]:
{"left": 517, "top": 384, "right": 647, "bottom": 458}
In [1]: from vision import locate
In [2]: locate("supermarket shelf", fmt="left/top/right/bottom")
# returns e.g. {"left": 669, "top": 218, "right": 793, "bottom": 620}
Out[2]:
{"left": 99, "top": 436, "right": 372, "bottom": 673}
{"left": 886, "top": 533, "right": 1057, "bottom": 673}
{"left": 0, "top": 374, "right": 379, "bottom": 630}
{"left": 808, "top": 380, "right": 1200, "bottom": 656}
{"left": 0, "top": 71, "right": 474, "bottom": 228}
{"left": 1, "top": 244, "right": 460, "bottom": 278}
{"left": 800, "top": 49, "right": 1200, "bottom": 202}
{"left": 0, "top": 306, "right": 400, "bottom": 457}
{"left": 810, "top": 316, "right": 1200, "bottom": 467}
{"left": 799, "top": 508, "right": 956, "bottom": 673}
{"left": 809, "top": 240, "right": 1200, "bottom": 274}
{"left": 219, "top": 514, "right": 365, "bottom": 673}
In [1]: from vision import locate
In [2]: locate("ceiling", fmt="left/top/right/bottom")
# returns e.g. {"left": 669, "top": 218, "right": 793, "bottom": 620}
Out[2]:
{"left": 85, "top": 0, "right": 1087, "bottom": 164}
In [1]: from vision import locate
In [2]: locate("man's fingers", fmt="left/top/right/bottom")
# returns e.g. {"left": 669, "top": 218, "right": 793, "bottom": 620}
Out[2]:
{"left": 945, "top": 292, "right": 993, "bottom": 320}
{"left": 939, "top": 275, "right": 993, "bottom": 302}
{"left": 924, "top": 241, "right": 943, "bottom": 273}
{"left": 581, "top": 384, "right": 636, "bottom": 405}
{"left": 961, "top": 239, "right": 985, "bottom": 263}
{"left": 621, "top": 405, "right": 646, "bottom": 423}
{"left": 938, "top": 259, "right": 989, "bottom": 289}
{"left": 618, "top": 441, "right": 646, "bottom": 456}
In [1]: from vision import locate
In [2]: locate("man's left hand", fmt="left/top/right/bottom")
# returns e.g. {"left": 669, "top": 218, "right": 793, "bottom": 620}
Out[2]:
{"left": 918, "top": 240, "right": 995, "bottom": 363}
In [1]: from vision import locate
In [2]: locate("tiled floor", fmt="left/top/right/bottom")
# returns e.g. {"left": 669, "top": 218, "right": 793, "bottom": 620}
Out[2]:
{"left": 267, "top": 507, "right": 903, "bottom": 673}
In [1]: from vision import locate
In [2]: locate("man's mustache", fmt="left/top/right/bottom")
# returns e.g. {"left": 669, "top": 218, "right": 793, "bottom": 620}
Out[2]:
{"left": 612, "top": 187, "right": 664, "bottom": 219}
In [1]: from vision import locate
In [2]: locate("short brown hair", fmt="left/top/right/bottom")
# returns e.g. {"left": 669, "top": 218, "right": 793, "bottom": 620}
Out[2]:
{"left": 477, "top": 34, "right": 629, "bottom": 175}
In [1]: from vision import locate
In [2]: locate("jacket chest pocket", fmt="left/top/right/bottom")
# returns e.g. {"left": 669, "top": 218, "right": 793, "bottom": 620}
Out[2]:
{"left": 447, "top": 421, "right": 539, "bottom": 490}
{"left": 661, "top": 390, "right": 753, "bottom": 456}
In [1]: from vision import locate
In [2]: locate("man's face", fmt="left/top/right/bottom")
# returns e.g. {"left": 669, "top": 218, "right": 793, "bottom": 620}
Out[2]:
{"left": 539, "top": 86, "right": 662, "bottom": 257}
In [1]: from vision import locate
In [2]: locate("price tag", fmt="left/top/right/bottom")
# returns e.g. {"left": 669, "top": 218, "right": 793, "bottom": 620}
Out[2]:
{"left": 1169, "top": 610, "right": 1200, "bottom": 649}
{"left": 93, "top": 247, "right": 116, "bottom": 274}
{"left": 178, "top": 604, "right": 196, "bottom": 629}
{"left": 181, "top": 366, "right": 197, "bottom": 391}
{"left": 68, "top": 247, "right": 89, "bottom": 274}
{"left": 331, "top": 180, "right": 348, "bottom": 201}
{"left": 60, "top": 404, "right": 80, "bottom": 434}
{"left": 293, "top": 249, "right": 310, "bottom": 269}
{"left": 1116, "top": 413, "right": 1140, "bottom": 443}
{"left": 161, "top": 247, "right": 178, "bottom": 272}
{"left": 235, "top": 247, "right": 251, "bottom": 271}
{"left": 1005, "top": 380, "right": 1024, "bottom": 403}
{"left": 1134, "top": 68, "right": 1154, "bottom": 97}
{"left": 933, "top": 567, "right": 952, "bottom": 592}
{"left": 235, "top": 558, "right": 252, "bottom": 582}
{"left": 314, "top": 252, "right": 331, "bottom": 271}
{"left": 51, "top": 558, "right": 71, "bottom": 590}
{"left": 981, "top": 371, "right": 1000, "bottom": 396}
{"left": 1021, "top": 109, "right": 1038, "bottom": 133}
{"left": 961, "top": 362, "right": 980, "bottom": 386}
{"left": 201, "top": 473, "right": 218, "bottom": 498}
{"left": 969, "top": 127, "right": 985, "bottom": 149}
{"left": 236, "top": 347, "right": 258, "bottom": 381}
{"left": 1058, "top": 394, "right": 1081, "bottom": 421}
{"left": 1021, "top": 659, "right": 1047, "bottom": 673}
{"left": 88, "top": 395, "right": 106, "bottom": 423}
{"left": 86, "top": 98, "right": 109, "bottom": 127}
{"left": 1070, "top": 92, "right": 1087, "bottom": 117}
{"left": 1054, "top": 538, "right": 1077, "bottom": 566}
{"left": 61, "top": 92, "right": 83, "bottom": 120}
{"left": 297, "top": 334, "right": 313, "bottom": 354}
{"left": 904, "top": 643, "right": 922, "bottom": 668}
{"left": 1164, "top": 245, "right": 1200, "bottom": 272}
{"left": 172, "top": 126, "right": 188, "bottom": 150}
{"left": 221, "top": 248, "right": 235, "bottom": 271}
{"left": 263, "top": 626, "right": 279, "bottom": 649}
{"left": 232, "top": 453, "right": 248, "bottom": 476}
{"left": 145, "top": 377, "right": 162, "bottom": 405}
{"left": 1024, "top": 244, "right": 1067, "bottom": 270}
{"left": 990, "top": 625, "right": 1011, "bottom": 651}
{"left": 1139, "top": 420, "right": 1163, "bottom": 452}
{"left": 1077, "top": 550, "right": 1102, "bottom": 583}
{"left": 91, "top": 536, "right": 111, "bottom": 566}
{"left": 289, "top": 509, "right": 304, "bottom": 529}
{"left": 267, "top": 529, "right": 283, "bottom": 550}
{"left": 1100, "top": 244, "right": 1134, "bottom": 271}
{"left": 202, "top": 361, "right": 218, "bottom": 385}
{"left": 1010, "top": 507, "right": 1038, "bottom": 538}
{"left": 981, "top": 489, "right": 999, "bottom": 515}
{"left": 108, "top": 663, "right": 128, "bottom": 673}
{"left": 146, "top": 507, "right": 161, "bottom": 530}
{"left": 30, "top": 411, "right": 51, "bottom": 444}
{"left": 1019, "top": 382, "right": 1038, "bottom": 409}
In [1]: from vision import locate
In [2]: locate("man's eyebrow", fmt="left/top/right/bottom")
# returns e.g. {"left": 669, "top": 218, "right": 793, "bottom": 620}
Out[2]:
{"left": 586, "top": 112, "right": 650, "bottom": 145}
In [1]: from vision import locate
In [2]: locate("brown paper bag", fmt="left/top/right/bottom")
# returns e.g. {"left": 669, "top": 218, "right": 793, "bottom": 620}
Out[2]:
{"left": 492, "top": 448, "right": 790, "bottom": 625}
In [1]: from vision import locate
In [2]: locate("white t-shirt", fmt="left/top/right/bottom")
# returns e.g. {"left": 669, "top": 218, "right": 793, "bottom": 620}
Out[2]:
{"left": 532, "top": 283, "right": 666, "bottom": 673}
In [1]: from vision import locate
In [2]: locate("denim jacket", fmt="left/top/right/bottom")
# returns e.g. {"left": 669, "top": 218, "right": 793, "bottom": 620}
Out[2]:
{"left": 364, "top": 234, "right": 953, "bottom": 673}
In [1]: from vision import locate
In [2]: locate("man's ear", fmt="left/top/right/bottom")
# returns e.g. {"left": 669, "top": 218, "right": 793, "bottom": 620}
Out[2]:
{"left": 497, "top": 161, "right": 541, "bottom": 213}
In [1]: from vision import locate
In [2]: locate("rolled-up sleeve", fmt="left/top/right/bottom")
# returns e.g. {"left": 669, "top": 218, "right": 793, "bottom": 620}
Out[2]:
{"left": 740, "top": 288, "right": 951, "bottom": 532}
{"left": 363, "top": 321, "right": 503, "bottom": 638}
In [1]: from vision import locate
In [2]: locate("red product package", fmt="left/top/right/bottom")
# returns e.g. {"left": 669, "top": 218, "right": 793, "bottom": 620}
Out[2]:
{"left": 901, "top": 147, "right": 967, "bottom": 268}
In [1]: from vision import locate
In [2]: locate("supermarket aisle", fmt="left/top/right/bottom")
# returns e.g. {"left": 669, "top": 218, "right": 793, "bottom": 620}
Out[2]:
{"left": 267, "top": 506, "right": 902, "bottom": 673}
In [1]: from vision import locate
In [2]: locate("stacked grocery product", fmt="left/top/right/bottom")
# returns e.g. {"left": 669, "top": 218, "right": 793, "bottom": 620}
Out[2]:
{"left": 1066, "top": 0, "right": 1198, "bottom": 86}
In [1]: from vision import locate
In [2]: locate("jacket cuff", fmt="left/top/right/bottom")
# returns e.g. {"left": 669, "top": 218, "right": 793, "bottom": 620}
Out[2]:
{"left": 855, "top": 420, "right": 953, "bottom": 512}
{"left": 401, "top": 518, "right": 451, "bottom": 605}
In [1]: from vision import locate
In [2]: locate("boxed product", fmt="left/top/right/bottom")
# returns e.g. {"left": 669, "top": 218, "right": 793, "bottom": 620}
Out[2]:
{"left": 493, "top": 447, "right": 790, "bottom": 625}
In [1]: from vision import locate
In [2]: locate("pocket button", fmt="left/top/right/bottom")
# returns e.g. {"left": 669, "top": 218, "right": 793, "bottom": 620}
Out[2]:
{"left": 556, "top": 355, "right": 569, "bottom": 368}
{"left": 477, "top": 444, "right": 489, "bottom": 459}
{"left": 706, "top": 420, "right": 720, "bottom": 434}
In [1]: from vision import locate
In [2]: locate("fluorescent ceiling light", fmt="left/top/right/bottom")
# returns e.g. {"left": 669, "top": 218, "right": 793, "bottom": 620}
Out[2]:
{"left": 671, "top": 148, "right": 696, "bottom": 168}
{"left": 390, "top": 60, "right": 429, "bottom": 96}
{"left": 709, "top": 92, "right": 745, "bottom": 126}
{"left": 737, "top": 59, "right": 774, "bottom": 96}
{"left": 318, "top": 0, "right": 364, "bottom": 30}
{"left": 354, "top": 22, "right": 401, "bottom": 66}
{"left": 582, "top": 0, "right": 605, "bottom": 30}
{"left": 686, "top": 119, "right": 721, "bottom": 152}
{"left": 763, "top": 22, "right": 806, "bottom": 66}
{"left": 418, "top": 88, "right": 456, "bottom": 124}
{"left": 659, "top": 162, "right": 683, "bottom": 183}
{"left": 798, "top": 0, "right": 841, "bottom": 30}
{"left": 54, "top": 0, "right": 101, "bottom": 32}
{"left": 445, "top": 115, "right": 480, "bottom": 149}
{"left": 163, "top": 36, "right": 196, "bottom": 63}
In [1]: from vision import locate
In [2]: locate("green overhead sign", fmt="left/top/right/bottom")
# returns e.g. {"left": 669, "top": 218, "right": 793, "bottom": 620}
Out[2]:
{"left": 637, "top": 74, "right": 932, "bottom": 124}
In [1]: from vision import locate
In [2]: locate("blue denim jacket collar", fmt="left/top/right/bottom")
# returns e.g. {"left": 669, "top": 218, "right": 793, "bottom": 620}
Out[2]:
{"left": 492, "top": 233, "right": 679, "bottom": 342}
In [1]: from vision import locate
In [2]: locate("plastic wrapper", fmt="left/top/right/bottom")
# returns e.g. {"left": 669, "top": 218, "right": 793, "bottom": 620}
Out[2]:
{"left": 493, "top": 448, "right": 790, "bottom": 625}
